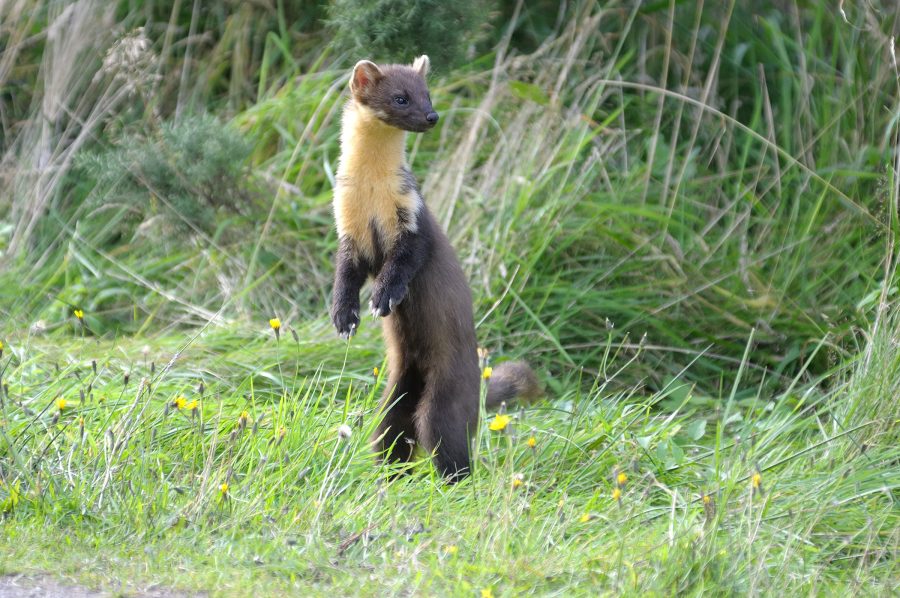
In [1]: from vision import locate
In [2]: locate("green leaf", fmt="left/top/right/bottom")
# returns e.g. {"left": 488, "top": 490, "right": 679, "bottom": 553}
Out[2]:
{"left": 509, "top": 80, "right": 549, "bottom": 106}
{"left": 685, "top": 419, "right": 707, "bottom": 441}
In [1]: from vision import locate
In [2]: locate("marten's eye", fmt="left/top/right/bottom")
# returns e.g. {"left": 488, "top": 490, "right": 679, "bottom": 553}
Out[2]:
{"left": 394, "top": 96, "right": 408, "bottom": 106}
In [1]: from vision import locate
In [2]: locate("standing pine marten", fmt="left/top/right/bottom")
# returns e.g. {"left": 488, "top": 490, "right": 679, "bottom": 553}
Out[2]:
{"left": 330, "top": 55, "right": 540, "bottom": 481}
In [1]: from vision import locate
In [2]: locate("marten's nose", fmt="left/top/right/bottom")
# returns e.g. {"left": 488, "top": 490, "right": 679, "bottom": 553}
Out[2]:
{"left": 425, "top": 111, "right": 439, "bottom": 124}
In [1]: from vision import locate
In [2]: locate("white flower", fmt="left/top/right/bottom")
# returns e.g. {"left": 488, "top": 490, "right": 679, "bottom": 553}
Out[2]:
{"left": 337, "top": 424, "right": 353, "bottom": 440}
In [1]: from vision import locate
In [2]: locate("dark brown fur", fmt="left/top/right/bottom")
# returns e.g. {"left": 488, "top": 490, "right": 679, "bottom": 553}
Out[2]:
{"left": 331, "top": 57, "right": 538, "bottom": 482}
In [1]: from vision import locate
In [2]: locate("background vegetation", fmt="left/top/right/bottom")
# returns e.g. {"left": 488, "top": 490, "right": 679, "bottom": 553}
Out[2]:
{"left": 0, "top": 0, "right": 897, "bottom": 595}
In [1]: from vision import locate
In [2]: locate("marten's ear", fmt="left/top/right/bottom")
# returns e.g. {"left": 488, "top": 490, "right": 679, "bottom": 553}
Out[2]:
{"left": 412, "top": 55, "right": 430, "bottom": 77}
{"left": 350, "top": 60, "right": 383, "bottom": 94}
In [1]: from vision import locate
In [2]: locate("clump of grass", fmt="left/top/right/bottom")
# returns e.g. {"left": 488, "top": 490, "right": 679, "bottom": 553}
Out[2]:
{"left": 77, "top": 114, "right": 253, "bottom": 238}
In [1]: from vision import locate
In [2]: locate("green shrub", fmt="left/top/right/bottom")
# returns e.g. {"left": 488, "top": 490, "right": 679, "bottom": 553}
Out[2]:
{"left": 77, "top": 115, "right": 252, "bottom": 239}
{"left": 326, "top": 0, "right": 496, "bottom": 69}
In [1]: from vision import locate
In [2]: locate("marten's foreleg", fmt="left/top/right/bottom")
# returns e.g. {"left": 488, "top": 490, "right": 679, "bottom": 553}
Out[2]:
{"left": 331, "top": 237, "right": 367, "bottom": 338}
{"left": 370, "top": 222, "right": 431, "bottom": 317}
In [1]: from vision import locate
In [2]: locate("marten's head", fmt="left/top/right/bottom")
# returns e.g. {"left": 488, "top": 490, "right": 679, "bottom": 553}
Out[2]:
{"left": 349, "top": 55, "right": 438, "bottom": 133}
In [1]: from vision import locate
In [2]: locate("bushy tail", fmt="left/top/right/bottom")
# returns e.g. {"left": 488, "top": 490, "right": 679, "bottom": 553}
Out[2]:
{"left": 485, "top": 361, "right": 542, "bottom": 409}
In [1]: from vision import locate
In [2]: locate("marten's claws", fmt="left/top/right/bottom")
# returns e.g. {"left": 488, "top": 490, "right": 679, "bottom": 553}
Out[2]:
{"left": 371, "top": 282, "right": 407, "bottom": 317}
{"left": 338, "top": 321, "right": 357, "bottom": 340}
{"left": 332, "top": 305, "right": 360, "bottom": 338}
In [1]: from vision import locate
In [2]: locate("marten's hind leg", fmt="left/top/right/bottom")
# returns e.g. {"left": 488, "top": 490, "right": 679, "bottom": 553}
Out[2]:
{"left": 372, "top": 364, "right": 424, "bottom": 467}
{"left": 415, "top": 373, "right": 478, "bottom": 482}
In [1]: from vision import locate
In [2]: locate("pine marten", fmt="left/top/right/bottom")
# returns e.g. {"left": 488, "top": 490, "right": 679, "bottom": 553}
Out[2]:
{"left": 330, "top": 55, "right": 540, "bottom": 481}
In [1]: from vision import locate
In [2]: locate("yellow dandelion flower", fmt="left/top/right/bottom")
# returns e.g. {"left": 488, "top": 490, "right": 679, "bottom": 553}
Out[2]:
{"left": 752, "top": 472, "right": 762, "bottom": 489}
{"left": 482, "top": 366, "right": 493, "bottom": 380}
{"left": 444, "top": 545, "right": 458, "bottom": 555}
{"left": 480, "top": 589, "right": 494, "bottom": 598}
{"left": 512, "top": 473, "right": 525, "bottom": 489}
{"left": 612, "top": 487, "right": 622, "bottom": 501}
{"left": 616, "top": 471, "right": 628, "bottom": 486}
{"left": 56, "top": 397, "right": 67, "bottom": 411}
{"left": 579, "top": 513, "right": 591, "bottom": 523}
{"left": 239, "top": 410, "right": 250, "bottom": 424}
{"left": 186, "top": 399, "right": 199, "bottom": 411}
{"left": 487, "top": 413, "right": 510, "bottom": 431}
{"left": 373, "top": 366, "right": 379, "bottom": 377}
{"left": 703, "top": 494, "right": 711, "bottom": 504}
{"left": 269, "top": 318, "right": 281, "bottom": 331}
{"left": 174, "top": 396, "right": 187, "bottom": 410}
{"left": 219, "top": 482, "right": 229, "bottom": 495}
{"left": 526, "top": 436, "right": 536, "bottom": 448}
{"left": 73, "top": 309, "right": 84, "bottom": 320}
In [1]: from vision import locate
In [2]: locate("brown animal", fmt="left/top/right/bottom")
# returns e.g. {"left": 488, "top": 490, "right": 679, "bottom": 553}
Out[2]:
{"left": 330, "top": 55, "right": 540, "bottom": 481}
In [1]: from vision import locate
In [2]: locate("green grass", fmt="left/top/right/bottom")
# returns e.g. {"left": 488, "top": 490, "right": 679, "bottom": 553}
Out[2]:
{"left": 0, "top": 315, "right": 897, "bottom": 595}
{"left": 1, "top": 0, "right": 899, "bottom": 595}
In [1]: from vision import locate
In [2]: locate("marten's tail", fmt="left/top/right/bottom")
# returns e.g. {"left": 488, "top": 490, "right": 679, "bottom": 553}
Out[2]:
{"left": 485, "top": 361, "right": 542, "bottom": 409}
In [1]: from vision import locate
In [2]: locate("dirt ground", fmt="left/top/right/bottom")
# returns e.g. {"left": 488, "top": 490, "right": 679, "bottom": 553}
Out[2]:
{"left": 0, "top": 575, "right": 201, "bottom": 598}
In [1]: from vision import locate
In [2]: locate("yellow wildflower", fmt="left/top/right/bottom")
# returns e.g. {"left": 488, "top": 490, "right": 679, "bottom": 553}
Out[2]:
{"left": 220, "top": 482, "right": 229, "bottom": 495}
{"left": 512, "top": 473, "right": 525, "bottom": 489}
{"left": 703, "top": 494, "right": 711, "bottom": 504}
{"left": 373, "top": 366, "right": 379, "bottom": 377}
{"left": 0, "top": 340, "right": 4, "bottom": 357}
{"left": 480, "top": 589, "right": 494, "bottom": 598}
{"left": 579, "top": 513, "right": 591, "bottom": 523}
{"left": 173, "top": 396, "right": 187, "bottom": 410}
{"left": 269, "top": 318, "right": 281, "bottom": 340}
{"left": 526, "top": 436, "right": 536, "bottom": 448}
{"left": 238, "top": 410, "right": 250, "bottom": 425}
{"left": 487, "top": 413, "right": 510, "bottom": 431}
{"left": 444, "top": 545, "right": 458, "bottom": 555}
{"left": 56, "top": 397, "right": 67, "bottom": 411}
{"left": 751, "top": 471, "right": 763, "bottom": 493}
{"left": 612, "top": 487, "right": 622, "bottom": 501}
{"left": 73, "top": 308, "right": 84, "bottom": 321}
{"left": 482, "top": 366, "right": 493, "bottom": 380}
{"left": 186, "top": 399, "right": 199, "bottom": 411}
{"left": 616, "top": 471, "right": 628, "bottom": 486}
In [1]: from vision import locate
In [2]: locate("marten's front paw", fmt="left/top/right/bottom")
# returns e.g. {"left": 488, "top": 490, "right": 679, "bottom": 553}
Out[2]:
{"left": 331, "top": 302, "right": 360, "bottom": 339}
{"left": 370, "top": 281, "right": 407, "bottom": 317}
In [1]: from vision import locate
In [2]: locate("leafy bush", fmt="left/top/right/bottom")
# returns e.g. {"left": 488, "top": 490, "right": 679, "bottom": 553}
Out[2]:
{"left": 326, "top": 0, "right": 495, "bottom": 69}
{"left": 77, "top": 115, "right": 252, "bottom": 239}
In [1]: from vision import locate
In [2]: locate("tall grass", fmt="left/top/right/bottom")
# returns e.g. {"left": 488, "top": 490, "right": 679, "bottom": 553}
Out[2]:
{"left": 2, "top": 1, "right": 897, "bottom": 392}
